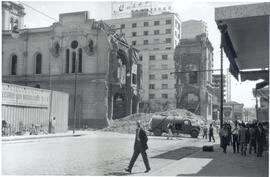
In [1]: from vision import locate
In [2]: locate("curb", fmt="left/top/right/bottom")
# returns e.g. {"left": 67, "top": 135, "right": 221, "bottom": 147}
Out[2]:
{"left": 2, "top": 134, "right": 85, "bottom": 142}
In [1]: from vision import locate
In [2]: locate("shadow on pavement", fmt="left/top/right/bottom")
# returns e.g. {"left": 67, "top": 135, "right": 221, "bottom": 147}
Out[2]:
{"left": 104, "top": 171, "right": 143, "bottom": 176}
{"left": 104, "top": 172, "right": 129, "bottom": 176}
{"left": 151, "top": 146, "right": 201, "bottom": 160}
{"left": 176, "top": 145, "right": 269, "bottom": 177}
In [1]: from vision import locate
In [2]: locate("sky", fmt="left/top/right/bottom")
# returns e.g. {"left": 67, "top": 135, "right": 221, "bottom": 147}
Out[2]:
{"left": 20, "top": 0, "right": 266, "bottom": 108}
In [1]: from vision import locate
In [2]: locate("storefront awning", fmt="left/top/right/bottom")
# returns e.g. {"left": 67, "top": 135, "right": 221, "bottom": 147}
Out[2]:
{"left": 215, "top": 3, "right": 270, "bottom": 81}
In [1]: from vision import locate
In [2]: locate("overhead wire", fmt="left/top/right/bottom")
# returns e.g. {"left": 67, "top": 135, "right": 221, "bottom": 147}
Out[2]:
{"left": 18, "top": 1, "right": 58, "bottom": 22}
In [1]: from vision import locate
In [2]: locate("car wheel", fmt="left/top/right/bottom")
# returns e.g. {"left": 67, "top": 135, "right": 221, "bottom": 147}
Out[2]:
{"left": 153, "top": 128, "right": 162, "bottom": 136}
{"left": 191, "top": 130, "right": 198, "bottom": 138}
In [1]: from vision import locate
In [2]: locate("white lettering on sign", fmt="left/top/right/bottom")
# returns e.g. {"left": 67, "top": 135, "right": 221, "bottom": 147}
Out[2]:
{"left": 2, "top": 84, "right": 50, "bottom": 108}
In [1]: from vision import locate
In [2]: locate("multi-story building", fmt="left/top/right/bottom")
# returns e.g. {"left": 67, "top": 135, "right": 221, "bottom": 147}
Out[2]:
{"left": 181, "top": 20, "right": 208, "bottom": 39}
{"left": 105, "top": 9, "right": 181, "bottom": 110}
{"left": 2, "top": 11, "right": 141, "bottom": 128}
{"left": 174, "top": 33, "right": 214, "bottom": 121}
{"left": 212, "top": 72, "right": 231, "bottom": 103}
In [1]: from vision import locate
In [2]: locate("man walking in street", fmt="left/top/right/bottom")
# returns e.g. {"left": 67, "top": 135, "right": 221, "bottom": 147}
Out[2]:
{"left": 167, "top": 122, "right": 174, "bottom": 140}
{"left": 248, "top": 124, "right": 256, "bottom": 154}
{"left": 256, "top": 123, "right": 266, "bottom": 157}
{"left": 231, "top": 121, "right": 240, "bottom": 153}
{"left": 238, "top": 123, "right": 249, "bottom": 156}
{"left": 125, "top": 121, "right": 151, "bottom": 173}
{"left": 209, "top": 124, "right": 215, "bottom": 142}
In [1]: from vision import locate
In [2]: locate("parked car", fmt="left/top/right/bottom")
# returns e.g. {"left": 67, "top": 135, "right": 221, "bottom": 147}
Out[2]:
{"left": 148, "top": 115, "right": 200, "bottom": 138}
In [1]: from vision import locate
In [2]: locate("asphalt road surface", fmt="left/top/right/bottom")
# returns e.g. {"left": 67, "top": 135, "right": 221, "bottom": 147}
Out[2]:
{"left": 2, "top": 131, "right": 213, "bottom": 175}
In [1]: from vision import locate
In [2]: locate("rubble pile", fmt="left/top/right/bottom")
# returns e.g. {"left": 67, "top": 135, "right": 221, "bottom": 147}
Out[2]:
{"left": 103, "top": 109, "right": 205, "bottom": 134}
{"left": 103, "top": 113, "right": 152, "bottom": 134}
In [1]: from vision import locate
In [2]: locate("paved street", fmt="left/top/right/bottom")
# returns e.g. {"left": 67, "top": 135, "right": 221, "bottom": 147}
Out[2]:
{"left": 2, "top": 131, "right": 268, "bottom": 176}
{"left": 2, "top": 131, "right": 209, "bottom": 175}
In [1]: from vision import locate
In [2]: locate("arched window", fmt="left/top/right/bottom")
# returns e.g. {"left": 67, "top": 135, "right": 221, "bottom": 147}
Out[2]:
{"left": 65, "top": 49, "right": 70, "bottom": 73}
{"left": 72, "top": 51, "right": 76, "bottom": 73}
{"left": 11, "top": 55, "right": 17, "bottom": 75}
{"left": 35, "top": 53, "right": 42, "bottom": 74}
{"left": 78, "top": 48, "right": 82, "bottom": 73}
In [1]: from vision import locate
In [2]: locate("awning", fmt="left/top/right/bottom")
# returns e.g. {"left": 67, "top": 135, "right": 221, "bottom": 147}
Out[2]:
{"left": 215, "top": 3, "right": 270, "bottom": 81}
{"left": 253, "top": 87, "right": 269, "bottom": 98}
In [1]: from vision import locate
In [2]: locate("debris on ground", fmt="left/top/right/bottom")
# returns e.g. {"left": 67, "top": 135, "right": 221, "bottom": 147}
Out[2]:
{"left": 102, "top": 109, "right": 211, "bottom": 134}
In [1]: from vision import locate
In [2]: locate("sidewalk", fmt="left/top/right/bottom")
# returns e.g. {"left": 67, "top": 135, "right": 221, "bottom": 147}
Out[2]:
{"left": 1, "top": 130, "right": 90, "bottom": 142}
{"left": 147, "top": 144, "right": 269, "bottom": 177}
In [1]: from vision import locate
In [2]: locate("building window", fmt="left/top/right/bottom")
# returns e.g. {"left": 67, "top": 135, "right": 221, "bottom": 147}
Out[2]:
{"left": 162, "top": 94, "right": 168, "bottom": 99}
{"left": 166, "top": 19, "right": 171, "bottom": 24}
{"left": 11, "top": 55, "right": 17, "bottom": 75}
{"left": 154, "top": 30, "right": 159, "bottom": 35}
{"left": 132, "top": 32, "right": 137, "bottom": 37}
{"left": 143, "top": 40, "right": 148, "bottom": 45}
{"left": 35, "top": 84, "right": 40, "bottom": 88}
{"left": 132, "top": 23, "right": 137, "bottom": 28}
{"left": 149, "top": 84, "right": 155, "bottom": 89}
{"left": 149, "top": 94, "right": 155, "bottom": 99}
{"left": 189, "top": 71, "right": 198, "bottom": 84}
{"left": 72, "top": 51, "right": 76, "bottom": 73}
{"left": 35, "top": 53, "right": 42, "bottom": 74}
{"left": 165, "top": 38, "right": 171, "bottom": 43}
{"left": 153, "top": 48, "right": 159, "bottom": 50}
{"left": 144, "top": 22, "right": 149, "bottom": 27}
{"left": 149, "top": 55, "right": 155, "bottom": 60}
{"left": 121, "top": 24, "right": 125, "bottom": 29}
{"left": 71, "top": 40, "right": 78, "bottom": 49}
{"left": 139, "top": 55, "right": 143, "bottom": 61}
{"left": 65, "top": 49, "right": 70, "bottom": 73}
{"left": 162, "top": 55, "right": 168, "bottom": 60}
{"left": 165, "top": 47, "right": 171, "bottom": 50}
{"left": 161, "top": 74, "right": 168, "bottom": 79}
{"left": 149, "top": 74, "right": 155, "bottom": 80}
{"left": 161, "top": 64, "right": 168, "bottom": 69}
{"left": 132, "top": 73, "right": 137, "bottom": 84}
{"left": 78, "top": 48, "right": 82, "bottom": 73}
{"left": 144, "top": 31, "right": 148, "bottom": 36}
{"left": 132, "top": 41, "right": 136, "bottom": 45}
{"left": 162, "top": 84, "right": 168, "bottom": 89}
{"left": 154, "top": 21, "right": 160, "bottom": 26}
{"left": 166, "top": 29, "right": 171, "bottom": 34}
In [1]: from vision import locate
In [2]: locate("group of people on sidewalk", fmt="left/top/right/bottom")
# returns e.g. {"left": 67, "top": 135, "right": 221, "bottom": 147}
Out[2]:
{"left": 219, "top": 121, "right": 267, "bottom": 157}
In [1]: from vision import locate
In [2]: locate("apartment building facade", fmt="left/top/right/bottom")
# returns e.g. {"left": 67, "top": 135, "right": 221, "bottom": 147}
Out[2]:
{"left": 105, "top": 10, "right": 181, "bottom": 110}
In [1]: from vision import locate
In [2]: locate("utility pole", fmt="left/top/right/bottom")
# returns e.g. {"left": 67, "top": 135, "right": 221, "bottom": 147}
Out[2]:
{"left": 220, "top": 45, "right": 224, "bottom": 127}
{"left": 73, "top": 58, "right": 78, "bottom": 134}
{"left": 218, "top": 24, "right": 227, "bottom": 128}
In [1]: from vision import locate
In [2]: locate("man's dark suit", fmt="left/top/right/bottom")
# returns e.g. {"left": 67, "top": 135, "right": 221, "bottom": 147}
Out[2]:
{"left": 127, "top": 127, "right": 150, "bottom": 171}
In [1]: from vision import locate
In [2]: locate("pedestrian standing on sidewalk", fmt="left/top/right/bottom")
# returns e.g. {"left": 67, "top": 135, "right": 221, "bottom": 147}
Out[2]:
{"left": 231, "top": 121, "right": 240, "bottom": 153}
{"left": 52, "top": 117, "right": 56, "bottom": 134}
{"left": 167, "top": 122, "right": 173, "bottom": 140}
{"left": 202, "top": 124, "right": 208, "bottom": 139}
{"left": 248, "top": 124, "right": 256, "bottom": 154}
{"left": 238, "top": 123, "right": 249, "bottom": 156}
{"left": 209, "top": 124, "right": 215, "bottom": 142}
{"left": 125, "top": 120, "right": 151, "bottom": 173}
{"left": 219, "top": 125, "right": 228, "bottom": 153}
{"left": 255, "top": 123, "right": 266, "bottom": 157}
